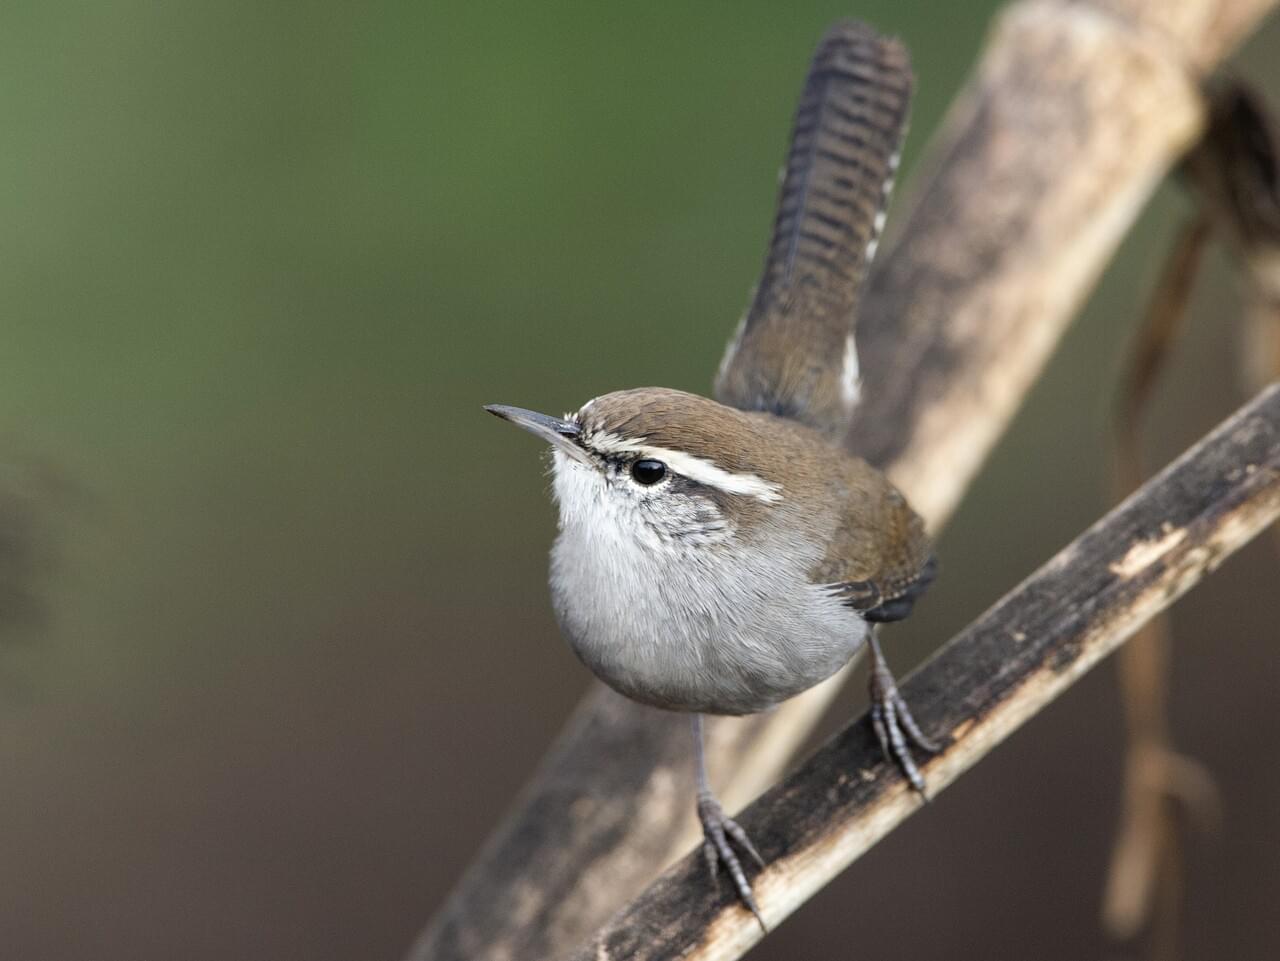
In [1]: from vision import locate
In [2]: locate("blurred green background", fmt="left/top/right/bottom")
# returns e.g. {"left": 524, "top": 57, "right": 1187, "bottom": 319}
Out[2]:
{"left": 1, "top": 2, "right": 1277, "bottom": 959}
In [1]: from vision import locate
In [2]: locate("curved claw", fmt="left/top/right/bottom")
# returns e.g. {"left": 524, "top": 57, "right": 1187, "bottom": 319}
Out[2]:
{"left": 868, "top": 634, "right": 940, "bottom": 797}
{"left": 697, "top": 793, "right": 767, "bottom": 932}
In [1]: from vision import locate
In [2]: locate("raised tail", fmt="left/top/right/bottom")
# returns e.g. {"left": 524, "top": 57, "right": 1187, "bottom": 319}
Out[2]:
{"left": 715, "top": 21, "right": 912, "bottom": 437}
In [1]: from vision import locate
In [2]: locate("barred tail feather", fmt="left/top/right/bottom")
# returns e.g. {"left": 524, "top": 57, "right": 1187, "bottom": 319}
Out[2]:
{"left": 716, "top": 21, "right": 912, "bottom": 437}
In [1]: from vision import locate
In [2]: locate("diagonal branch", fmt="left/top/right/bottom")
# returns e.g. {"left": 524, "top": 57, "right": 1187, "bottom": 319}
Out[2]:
{"left": 409, "top": 3, "right": 1278, "bottom": 959}
{"left": 571, "top": 384, "right": 1280, "bottom": 961}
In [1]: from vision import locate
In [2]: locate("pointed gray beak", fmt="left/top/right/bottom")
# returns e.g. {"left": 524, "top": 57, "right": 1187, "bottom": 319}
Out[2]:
{"left": 484, "top": 404, "right": 593, "bottom": 465}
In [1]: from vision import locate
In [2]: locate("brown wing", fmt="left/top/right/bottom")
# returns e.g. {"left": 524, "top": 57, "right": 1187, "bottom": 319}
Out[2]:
{"left": 715, "top": 21, "right": 913, "bottom": 438}
{"left": 811, "top": 459, "right": 935, "bottom": 623}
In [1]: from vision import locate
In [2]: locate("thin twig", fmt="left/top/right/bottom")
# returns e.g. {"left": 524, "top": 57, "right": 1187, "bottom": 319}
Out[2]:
{"left": 1102, "top": 215, "right": 1219, "bottom": 953}
{"left": 1185, "top": 80, "right": 1280, "bottom": 550}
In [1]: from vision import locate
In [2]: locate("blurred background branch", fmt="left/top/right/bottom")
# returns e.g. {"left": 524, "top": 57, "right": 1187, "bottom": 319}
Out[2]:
{"left": 1103, "top": 211, "right": 1222, "bottom": 959}
{"left": 0, "top": 452, "right": 76, "bottom": 651}
{"left": 1103, "top": 78, "right": 1280, "bottom": 957}
{"left": 412, "top": 2, "right": 1278, "bottom": 959}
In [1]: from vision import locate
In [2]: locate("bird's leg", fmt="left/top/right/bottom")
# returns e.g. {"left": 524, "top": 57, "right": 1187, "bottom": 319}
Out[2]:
{"left": 692, "top": 713, "right": 766, "bottom": 931}
{"left": 867, "top": 630, "right": 938, "bottom": 795}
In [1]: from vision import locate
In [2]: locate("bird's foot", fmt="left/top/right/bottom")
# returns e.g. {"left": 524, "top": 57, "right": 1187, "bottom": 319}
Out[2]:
{"left": 868, "top": 640, "right": 939, "bottom": 797}
{"left": 697, "top": 791, "right": 767, "bottom": 931}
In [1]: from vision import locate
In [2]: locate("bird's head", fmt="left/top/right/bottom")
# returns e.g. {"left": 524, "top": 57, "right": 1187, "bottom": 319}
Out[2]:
{"left": 486, "top": 388, "right": 790, "bottom": 545}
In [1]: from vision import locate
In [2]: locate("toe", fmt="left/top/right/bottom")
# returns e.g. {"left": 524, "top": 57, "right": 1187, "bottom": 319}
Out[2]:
{"left": 894, "top": 692, "right": 941, "bottom": 753}
{"left": 698, "top": 796, "right": 767, "bottom": 929}
{"left": 701, "top": 838, "right": 722, "bottom": 892}
{"left": 723, "top": 815, "right": 765, "bottom": 867}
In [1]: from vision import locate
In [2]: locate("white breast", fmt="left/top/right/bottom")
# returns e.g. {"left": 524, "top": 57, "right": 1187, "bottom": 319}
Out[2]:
{"left": 547, "top": 453, "right": 867, "bottom": 715}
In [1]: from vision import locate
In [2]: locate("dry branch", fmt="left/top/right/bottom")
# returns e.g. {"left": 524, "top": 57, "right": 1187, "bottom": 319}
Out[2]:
{"left": 409, "top": 2, "right": 1278, "bottom": 959}
{"left": 571, "top": 383, "right": 1280, "bottom": 961}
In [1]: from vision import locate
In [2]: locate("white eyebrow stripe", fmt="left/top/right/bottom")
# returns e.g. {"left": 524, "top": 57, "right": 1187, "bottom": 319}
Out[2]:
{"left": 588, "top": 431, "right": 783, "bottom": 503}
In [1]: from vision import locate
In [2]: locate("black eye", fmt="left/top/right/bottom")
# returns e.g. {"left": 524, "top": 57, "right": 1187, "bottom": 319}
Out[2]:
{"left": 630, "top": 459, "right": 667, "bottom": 485}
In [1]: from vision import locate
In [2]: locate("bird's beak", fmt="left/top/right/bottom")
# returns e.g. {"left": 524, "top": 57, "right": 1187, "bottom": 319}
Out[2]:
{"left": 484, "top": 404, "right": 594, "bottom": 465}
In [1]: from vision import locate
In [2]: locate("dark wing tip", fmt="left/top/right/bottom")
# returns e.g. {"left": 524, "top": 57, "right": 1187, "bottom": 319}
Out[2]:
{"left": 858, "top": 554, "right": 938, "bottom": 623}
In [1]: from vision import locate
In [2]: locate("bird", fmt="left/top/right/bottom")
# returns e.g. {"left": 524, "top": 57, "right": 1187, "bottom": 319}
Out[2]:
{"left": 485, "top": 20, "right": 933, "bottom": 926}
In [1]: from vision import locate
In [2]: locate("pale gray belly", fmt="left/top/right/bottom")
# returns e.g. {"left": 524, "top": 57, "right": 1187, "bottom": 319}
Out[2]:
{"left": 549, "top": 532, "right": 868, "bottom": 715}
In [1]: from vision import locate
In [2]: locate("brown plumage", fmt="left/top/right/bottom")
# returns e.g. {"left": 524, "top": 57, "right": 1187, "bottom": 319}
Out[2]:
{"left": 812, "top": 461, "right": 934, "bottom": 621}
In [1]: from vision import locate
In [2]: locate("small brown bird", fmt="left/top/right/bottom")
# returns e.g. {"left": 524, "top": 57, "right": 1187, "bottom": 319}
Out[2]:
{"left": 487, "top": 21, "right": 933, "bottom": 925}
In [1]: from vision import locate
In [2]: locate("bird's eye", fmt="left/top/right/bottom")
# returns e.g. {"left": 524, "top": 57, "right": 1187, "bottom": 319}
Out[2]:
{"left": 630, "top": 459, "right": 667, "bottom": 485}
